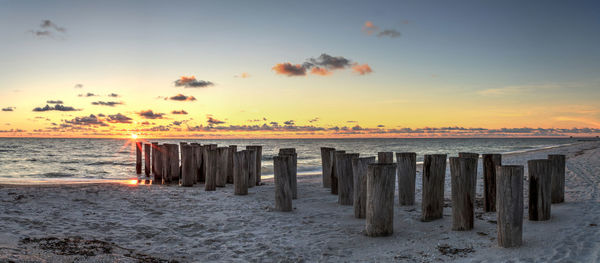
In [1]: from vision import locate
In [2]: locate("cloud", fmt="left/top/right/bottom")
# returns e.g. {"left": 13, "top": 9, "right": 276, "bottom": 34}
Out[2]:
{"left": 172, "top": 121, "right": 183, "bottom": 126}
{"left": 2, "top": 107, "right": 15, "bottom": 112}
{"left": 283, "top": 120, "right": 295, "bottom": 125}
{"left": 106, "top": 113, "right": 132, "bottom": 123}
{"left": 171, "top": 110, "right": 188, "bottom": 115}
{"left": 78, "top": 93, "right": 97, "bottom": 97}
{"left": 169, "top": 94, "right": 196, "bottom": 101}
{"left": 0, "top": 129, "right": 26, "bottom": 133}
{"left": 74, "top": 84, "right": 83, "bottom": 89}
{"left": 272, "top": 63, "right": 306, "bottom": 76}
{"left": 174, "top": 76, "right": 214, "bottom": 88}
{"left": 64, "top": 114, "right": 107, "bottom": 127}
{"left": 362, "top": 21, "right": 379, "bottom": 35}
{"left": 207, "top": 115, "right": 226, "bottom": 126}
{"left": 308, "top": 117, "right": 319, "bottom": 123}
{"left": 377, "top": 29, "right": 401, "bottom": 38}
{"left": 30, "top": 20, "right": 66, "bottom": 38}
{"left": 235, "top": 72, "right": 251, "bottom": 78}
{"left": 46, "top": 100, "right": 63, "bottom": 104}
{"left": 32, "top": 104, "right": 78, "bottom": 112}
{"left": 306, "top": 54, "right": 352, "bottom": 70}
{"left": 310, "top": 67, "right": 332, "bottom": 76}
{"left": 352, "top": 63, "right": 373, "bottom": 75}
{"left": 108, "top": 93, "right": 120, "bottom": 97}
{"left": 274, "top": 54, "right": 370, "bottom": 77}
{"left": 377, "top": 124, "right": 385, "bottom": 127}
{"left": 477, "top": 83, "right": 565, "bottom": 96}
{"left": 138, "top": 110, "right": 165, "bottom": 119}
{"left": 91, "top": 101, "right": 123, "bottom": 107}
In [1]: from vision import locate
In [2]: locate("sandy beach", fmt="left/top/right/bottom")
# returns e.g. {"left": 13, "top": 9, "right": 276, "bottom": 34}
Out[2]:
{"left": 1, "top": 141, "right": 599, "bottom": 262}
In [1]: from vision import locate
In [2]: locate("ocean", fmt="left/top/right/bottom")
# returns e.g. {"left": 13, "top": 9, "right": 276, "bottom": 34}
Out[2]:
{"left": 0, "top": 137, "right": 576, "bottom": 183}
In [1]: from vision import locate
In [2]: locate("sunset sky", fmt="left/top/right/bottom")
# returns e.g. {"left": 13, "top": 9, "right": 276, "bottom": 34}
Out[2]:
{"left": 1, "top": 0, "right": 599, "bottom": 138}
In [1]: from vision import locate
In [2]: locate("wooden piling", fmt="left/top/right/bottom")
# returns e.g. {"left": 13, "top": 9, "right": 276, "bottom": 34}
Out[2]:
{"left": 377, "top": 152, "right": 393, "bottom": 163}
{"left": 246, "top": 146, "right": 262, "bottom": 186}
{"left": 365, "top": 163, "right": 397, "bottom": 237}
{"left": 338, "top": 153, "right": 359, "bottom": 206}
{"left": 320, "top": 147, "right": 335, "bottom": 188}
{"left": 153, "top": 143, "right": 163, "bottom": 184}
{"left": 274, "top": 155, "right": 293, "bottom": 212}
{"left": 528, "top": 159, "right": 551, "bottom": 221}
{"left": 482, "top": 154, "right": 501, "bottom": 212}
{"left": 279, "top": 148, "right": 297, "bottom": 199}
{"left": 168, "top": 144, "right": 180, "bottom": 184}
{"left": 151, "top": 142, "right": 158, "bottom": 175}
{"left": 396, "top": 152, "right": 417, "bottom": 206}
{"left": 548, "top": 154, "right": 565, "bottom": 203}
{"left": 227, "top": 145, "right": 237, "bottom": 184}
{"left": 246, "top": 148, "right": 257, "bottom": 188}
{"left": 191, "top": 143, "right": 202, "bottom": 184}
{"left": 205, "top": 148, "right": 217, "bottom": 191}
{"left": 353, "top": 156, "right": 376, "bottom": 218}
{"left": 160, "top": 144, "right": 170, "bottom": 184}
{"left": 331, "top": 150, "right": 346, "bottom": 195}
{"left": 233, "top": 150, "right": 248, "bottom": 195}
{"left": 422, "top": 154, "right": 447, "bottom": 221}
{"left": 135, "top": 141, "right": 142, "bottom": 174}
{"left": 458, "top": 152, "right": 479, "bottom": 199}
{"left": 180, "top": 144, "right": 194, "bottom": 187}
{"left": 201, "top": 145, "right": 209, "bottom": 183}
{"left": 450, "top": 157, "right": 477, "bottom": 231}
{"left": 215, "top": 147, "right": 229, "bottom": 187}
{"left": 496, "top": 165, "right": 524, "bottom": 248}
{"left": 143, "top": 143, "right": 151, "bottom": 176}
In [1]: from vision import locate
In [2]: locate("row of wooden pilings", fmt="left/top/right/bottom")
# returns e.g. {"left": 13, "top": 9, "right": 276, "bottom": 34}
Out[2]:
{"left": 319, "top": 148, "right": 566, "bottom": 247}
{"left": 135, "top": 141, "right": 263, "bottom": 194}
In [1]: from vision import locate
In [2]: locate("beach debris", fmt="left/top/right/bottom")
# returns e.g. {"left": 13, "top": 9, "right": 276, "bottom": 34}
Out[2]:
{"left": 436, "top": 244, "right": 475, "bottom": 257}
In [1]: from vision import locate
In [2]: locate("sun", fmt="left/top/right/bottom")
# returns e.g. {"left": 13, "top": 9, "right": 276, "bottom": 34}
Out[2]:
{"left": 131, "top": 133, "right": 138, "bottom": 139}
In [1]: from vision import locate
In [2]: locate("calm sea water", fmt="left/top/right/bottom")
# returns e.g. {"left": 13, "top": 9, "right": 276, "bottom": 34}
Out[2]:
{"left": 0, "top": 138, "right": 575, "bottom": 183}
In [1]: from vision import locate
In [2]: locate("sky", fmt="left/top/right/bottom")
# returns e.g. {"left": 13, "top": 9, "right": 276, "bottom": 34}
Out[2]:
{"left": 0, "top": 0, "right": 599, "bottom": 138}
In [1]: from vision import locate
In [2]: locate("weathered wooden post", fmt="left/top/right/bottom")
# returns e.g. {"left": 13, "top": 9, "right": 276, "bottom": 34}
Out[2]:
{"left": 227, "top": 145, "right": 237, "bottom": 184}
{"left": 365, "top": 163, "right": 397, "bottom": 237}
{"left": 528, "top": 159, "right": 551, "bottom": 221}
{"left": 496, "top": 165, "right": 524, "bottom": 248}
{"left": 153, "top": 143, "right": 163, "bottom": 184}
{"left": 422, "top": 154, "right": 447, "bottom": 221}
{"left": 320, "top": 147, "right": 335, "bottom": 188}
{"left": 482, "top": 154, "right": 501, "bottom": 212}
{"left": 135, "top": 141, "right": 142, "bottom": 174}
{"left": 274, "top": 155, "right": 293, "bottom": 212}
{"left": 201, "top": 145, "right": 210, "bottom": 183}
{"left": 548, "top": 154, "right": 565, "bottom": 203}
{"left": 180, "top": 144, "right": 195, "bottom": 187}
{"left": 331, "top": 150, "right": 346, "bottom": 195}
{"left": 458, "top": 152, "right": 479, "bottom": 199}
{"left": 450, "top": 157, "right": 477, "bottom": 231}
{"left": 353, "top": 156, "right": 376, "bottom": 218}
{"left": 168, "top": 144, "right": 180, "bottom": 184}
{"left": 246, "top": 146, "right": 262, "bottom": 186}
{"left": 246, "top": 148, "right": 257, "bottom": 188}
{"left": 216, "top": 147, "right": 229, "bottom": 187}
{"left": 151, "top": 142, "right": 158, "bottom": 175}
{"left": 377, "top": 152, "right": 393, "bottom": 163}
{"left": 233, "top": 150, "right": 248, "bottom": 195}
{"left": 160, "top": 144, "right": 170, "bottom": 184}
{"left": 205, "top": 148, "right": 217, "bottom": 191}
{"left": 279, "top": 148, "right": 297, "bottom": 199}
{"left": 143, "top": 143, "right": 151, "bottom": 176}
{"left": 191, "top": 143, "right": 202, "bottom": 184}
{"left": 338, "top": 153, "right": 359, "bottom": 205}
{"left": 396, "top": 152, "right": 416, "bottom": 206}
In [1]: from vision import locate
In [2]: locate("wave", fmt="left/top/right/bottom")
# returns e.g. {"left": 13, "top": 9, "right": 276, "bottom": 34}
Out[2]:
{"left": 35, "top": 172, "right": 76, "bottom": 178}
{"left": 87, "top": 161, "right": 131, "bottom": 166}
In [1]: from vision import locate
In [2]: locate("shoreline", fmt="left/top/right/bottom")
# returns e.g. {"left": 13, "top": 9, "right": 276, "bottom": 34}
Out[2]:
{"left": 0, "top": 140, "right": 584, "bottom": 186}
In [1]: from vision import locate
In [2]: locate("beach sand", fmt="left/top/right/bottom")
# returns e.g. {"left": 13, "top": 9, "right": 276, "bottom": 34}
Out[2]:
{"left": 1, "top": 142, "right": 599, "bottom": 262}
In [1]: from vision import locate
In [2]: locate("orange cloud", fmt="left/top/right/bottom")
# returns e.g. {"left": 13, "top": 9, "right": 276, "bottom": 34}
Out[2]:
{"left": 310, "top": 67, "right": 332, "bottom": 76}
{"left": 362, "top": 21, "right": 378, "bottom": 35}
{"left": 272, "top": 63, "right": 306, "bottom": 76}
{"left": 239, "top": 72, "right": 250, "bottom": 78}
{"left": 352, "top": 63, "right": 373, "bottom": 75}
